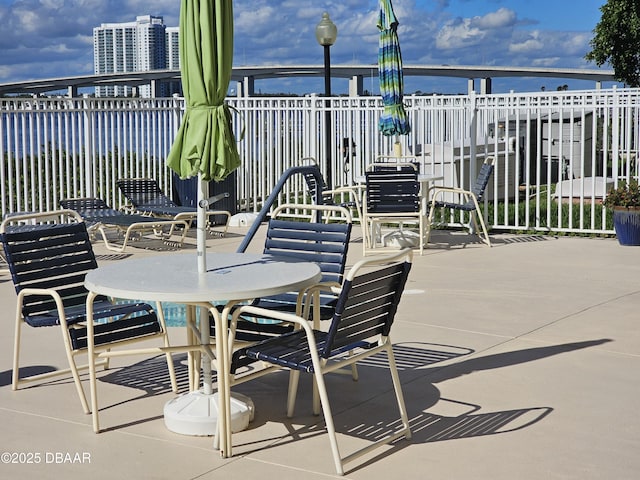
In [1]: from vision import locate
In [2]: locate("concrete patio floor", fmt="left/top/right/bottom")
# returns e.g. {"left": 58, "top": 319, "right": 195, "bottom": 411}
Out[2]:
{"left": 1, "top": 224, "right": 639, "bottom": 479}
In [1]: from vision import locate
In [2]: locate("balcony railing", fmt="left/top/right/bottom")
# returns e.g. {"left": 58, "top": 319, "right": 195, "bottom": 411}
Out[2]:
{"left": 2, "top": 87, "right": 639, "bottom": 235}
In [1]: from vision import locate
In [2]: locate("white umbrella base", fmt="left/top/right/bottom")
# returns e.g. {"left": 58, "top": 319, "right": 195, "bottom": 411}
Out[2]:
{"left": 382, "top": 229, "right": 420, "bottom": 248}
{"left": 163, "top": 390, "right": 254, "bottom": 436}
{"left": 229, "top": 212, "right": 258, "bottom": 227}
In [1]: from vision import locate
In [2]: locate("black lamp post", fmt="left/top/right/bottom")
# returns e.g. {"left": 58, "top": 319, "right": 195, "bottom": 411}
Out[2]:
{"left": 315, "top": 12, "right": 337, "bottom": 189}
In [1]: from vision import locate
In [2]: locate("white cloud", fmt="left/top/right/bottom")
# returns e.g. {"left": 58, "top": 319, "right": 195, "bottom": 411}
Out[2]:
{"left": 42, "top": 43, "right": 74, "bottom": 54}
{"left": 474, "top": 7, "right": 517, "bottom": 29}
{"left": 435, "top": 8, "right": 517, "bottom": 50}
{"left": 16, "top": 9, "right": 41, "bottom": 33}
{"left": 40, "top": 0, "right": 65, "bottom": 9}
{"left": 563, "top": 32, "right": 591, "bottom": 55}
{"left": 509, "top": 38, "right": 544, "bottom": 54}
{"left": 0, "top": 65, "right": 11, "bottom": 78}
{"left": 436, "top": 19, "right": 485, "bottom": 49}
{"left": 235, "top": 5, "right": 278, "bottom": 33}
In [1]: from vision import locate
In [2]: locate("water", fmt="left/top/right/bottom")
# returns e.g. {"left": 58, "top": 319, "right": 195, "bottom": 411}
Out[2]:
{"left": 160, "top": 302, "right": 189, "bottom": 326}
{"left": 120, "top": 300, "right": 275, "bottom": 327}
{"left": 116, "top": 300, "right": 193, "bottom": 326}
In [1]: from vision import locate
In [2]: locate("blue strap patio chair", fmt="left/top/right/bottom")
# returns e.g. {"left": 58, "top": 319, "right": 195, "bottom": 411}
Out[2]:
{"left": 229, "top": 249, "right": 413, "bottom": 475}
{"left": 362, "top": 163, "right": 426, "bottom": 255}
{"left": 426, "top": 156, "right": 494, "bottom": 246}
{"left": 59, "top": 197, "right": 190, "bottom": 252}
{"left": 190, "top": 203, "right": 354, "bottom": 392}
{"left": 299, "top": 158, "right": 363, "bottom": 222}
{"left": 116, "top": 177, "right": 231, "bottom": 236}
{"left": 0, "top": 210, "right": 178, "bottom": 432}
{"left": 211, "top": 203, "right": 352, "bottom": 344}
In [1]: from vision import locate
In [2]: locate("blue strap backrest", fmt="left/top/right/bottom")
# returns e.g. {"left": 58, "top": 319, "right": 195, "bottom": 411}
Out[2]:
{"left": 365, "top": 170, "right": 420, "bottom": 213}
{"left": 264, "top": 218, "right": 351, "bottom": 284}
{"left": 60, "top": 198, "right": 111, "bottom": 211}
{"left": 471, "top": 162, "right": 495, "bottom": 201}
{"left": 1, "top": 221, "right": 107, "bottom": 324}
{"left": 117, "top": 178, "right": 176, "bottom": 208}
{"left": 302, "top": 171, "right": 331, "bottom": 203}
{"left": 321, "top": 260, "right": 411, "bottom": 358}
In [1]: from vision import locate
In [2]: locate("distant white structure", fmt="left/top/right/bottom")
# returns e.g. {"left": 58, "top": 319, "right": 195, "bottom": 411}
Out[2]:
{"left": 165, "top": 26, "right": 182, "bottom": 96}
{"left": 93, "top": 15, "right": 180, "bottom": 98}
{"left": 165, "top": 27, "right": 180, "bottom": 70}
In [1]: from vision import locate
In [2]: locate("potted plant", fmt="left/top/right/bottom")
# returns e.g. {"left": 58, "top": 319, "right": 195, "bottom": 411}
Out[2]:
{"left": 604, "top": 179, "right": 640, "bottom": 245}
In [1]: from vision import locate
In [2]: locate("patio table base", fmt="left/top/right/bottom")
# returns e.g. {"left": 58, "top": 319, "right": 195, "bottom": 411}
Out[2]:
{"left": 164, "top": 390, "right": 254, "bottom": 436}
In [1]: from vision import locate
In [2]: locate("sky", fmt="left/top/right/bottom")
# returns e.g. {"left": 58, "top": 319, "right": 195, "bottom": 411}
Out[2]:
{"left": 0, "top": 0, "right": 621, "bottom": 95}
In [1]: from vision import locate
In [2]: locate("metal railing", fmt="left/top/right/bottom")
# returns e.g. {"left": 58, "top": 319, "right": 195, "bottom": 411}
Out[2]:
{"left": 2, "top": 87, "right": 639, "bottom": 235}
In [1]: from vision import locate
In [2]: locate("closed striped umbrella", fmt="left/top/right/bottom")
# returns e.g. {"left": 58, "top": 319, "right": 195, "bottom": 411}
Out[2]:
{"left": 377, "top": 0, "right": 410, "bottom": 136}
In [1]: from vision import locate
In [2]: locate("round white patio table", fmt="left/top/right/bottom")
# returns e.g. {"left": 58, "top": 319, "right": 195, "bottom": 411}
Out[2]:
{"left": 85, "top": 252, "right": 321, "bottom": 457}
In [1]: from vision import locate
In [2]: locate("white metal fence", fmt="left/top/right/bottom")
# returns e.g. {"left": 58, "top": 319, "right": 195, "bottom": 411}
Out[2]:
{"left": 2, "top": 87, "right": 639, "bottom": 235}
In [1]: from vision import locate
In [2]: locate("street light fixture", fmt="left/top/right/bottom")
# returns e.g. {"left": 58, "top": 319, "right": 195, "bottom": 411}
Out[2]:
{"left": 315, "top": 12, "right": 337, "bottom": 189}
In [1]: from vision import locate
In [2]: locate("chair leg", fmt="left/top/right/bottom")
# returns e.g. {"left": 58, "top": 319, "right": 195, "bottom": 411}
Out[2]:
{"left": 12, "top": 307, "right": 22, "bottom": 391}
{"left": 473, "top": 211, "right": 491, "bottom": 246}
{"left": 312, "top": 369, "right": 344, "bottom": 475}
{"left": 425, "top": 201, "right": 436, "bottom": 245}
{"left": 165, "top": 353, "right": 178, "bottom": 393}
{"left": 362, "top": 216, "right": 370, "bottom": 255}
{"left": 286, "top": 370, "right": 301, "bottom": 418}
{"left": 88, "top": 348, "right": 100, "bottom": 432}
{"left": 419, "top": 215, "right": 425, "bottom": 255}
{"left": 346, "top": 350, "right": 359, "bottom": 381}
{"left": 59, "top": 319, "right": 93, "bottom": 415}
{"left": 352, "top": 198, "right": 363, "bottom": 225}
{"left": 471, "top": 199, "right": 491, "bottom": 246}
{"left": 383, "top": 341, "right": 412, "bottom": 440}
{"left": 156, "top": 303, "right": 178, "bottom": 393}
{"left": 64, "top": 347, "right": 91, "bottom": 416}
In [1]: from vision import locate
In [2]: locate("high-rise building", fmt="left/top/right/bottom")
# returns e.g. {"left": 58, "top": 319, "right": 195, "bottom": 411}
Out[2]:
{"left": 93, "top": 15, "right": 179, "bottom": 97}
{"left": 165, "top": 26, "right": 182, "bottom": 96}
{"left": 165, "top": 27, "right": 180, "bottom": 70}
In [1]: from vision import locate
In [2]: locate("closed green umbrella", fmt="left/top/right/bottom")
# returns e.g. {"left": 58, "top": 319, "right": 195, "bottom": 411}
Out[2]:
{"left": 162, "top": 0, "right": 242, "bottom": 441}
{"left": 378, "top": 0, "right": 410, "bottom": 138}
{"left": 167, "top": 0, "right": 240, "bottom": 273}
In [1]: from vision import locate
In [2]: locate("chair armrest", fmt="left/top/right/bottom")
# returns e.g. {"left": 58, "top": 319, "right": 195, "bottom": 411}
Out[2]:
{"left": 430, "top": 186, "right": 473, "bottom": 196}
{"left": 231, "top": 305, "right": 313, "bottom": 336}
{"left": 429, "top": 187, "right": 476, "bottom": 205}
{"left": 297, "top": 281, "right": 341, "bottom": 319}
{"left": 17, "top": 288, "right": 70, "bottom": 327}
{"left": 325, "top": 185, "right": 364, "bottom": 195}
{"left": 302, "top": 281, "right": 341, "bottom": 295}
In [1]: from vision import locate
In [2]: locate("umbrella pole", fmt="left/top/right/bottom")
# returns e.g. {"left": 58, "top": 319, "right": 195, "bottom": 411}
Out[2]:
{"left": 196, "top": 175, "right": 212, "bottom": 396}
{"left": 197, "top": 175, "right": 208, "bottom": 274}
{"left": 394, "top": 136, "right": 402, "bottom": 157}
